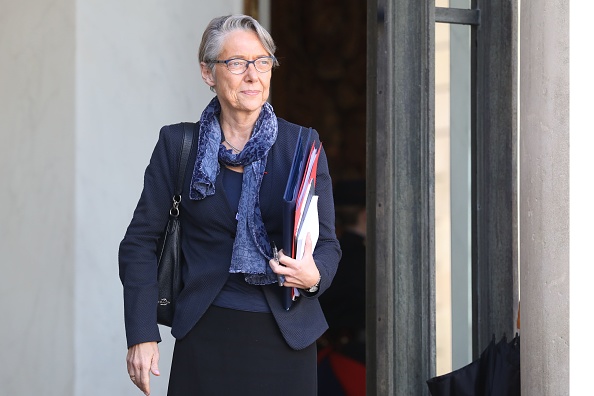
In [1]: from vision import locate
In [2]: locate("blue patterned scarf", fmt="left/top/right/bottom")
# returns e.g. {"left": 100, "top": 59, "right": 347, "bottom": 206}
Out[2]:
{"left": 189, "top": 97, "right": 278, "bottom": 285}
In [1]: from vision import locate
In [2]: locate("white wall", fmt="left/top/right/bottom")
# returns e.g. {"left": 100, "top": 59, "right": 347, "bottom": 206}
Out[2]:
{"left": 0, "top": 1, "right": 76, "bottom": 395}
{"left": 1, "top": 1, "right": 243, "bottom": 395}
{"left": 520, "top": 0, "right": 570, "bottom": 394}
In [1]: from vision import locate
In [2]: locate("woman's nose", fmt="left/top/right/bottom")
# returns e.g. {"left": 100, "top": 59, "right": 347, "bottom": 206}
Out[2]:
{"left": 245, "top": 62, "right": 259, "bottom": 79}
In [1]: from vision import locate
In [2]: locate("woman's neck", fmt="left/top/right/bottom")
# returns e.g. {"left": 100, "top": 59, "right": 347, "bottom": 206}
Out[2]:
{"left": 219, "top": 108, "right": 260, "bottom": 141}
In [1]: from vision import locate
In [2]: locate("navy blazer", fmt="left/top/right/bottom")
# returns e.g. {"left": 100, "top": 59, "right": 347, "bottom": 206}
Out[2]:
{"left": 119, "top": 118, "right": 342, "bottom": 350}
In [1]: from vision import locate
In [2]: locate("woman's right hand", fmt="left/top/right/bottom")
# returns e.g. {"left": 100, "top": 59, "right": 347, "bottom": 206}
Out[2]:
{"left": 126, "top": 341, "right": 160, "bottom": 396}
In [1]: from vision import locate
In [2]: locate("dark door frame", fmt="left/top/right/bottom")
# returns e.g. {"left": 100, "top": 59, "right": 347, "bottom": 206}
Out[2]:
{"left": 366, "top": 1, "right": 436, "bottom": 394}
{"left": 367, "top": 0, "right": 517, "bottom": 394}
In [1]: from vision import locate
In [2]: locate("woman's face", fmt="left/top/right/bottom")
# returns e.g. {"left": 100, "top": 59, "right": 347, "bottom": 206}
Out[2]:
{"left": 202, "top": 30, "right": 272, "bottom": 118}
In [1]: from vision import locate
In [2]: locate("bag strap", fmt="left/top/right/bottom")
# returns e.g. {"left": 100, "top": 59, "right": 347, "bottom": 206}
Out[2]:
{"left": 170, "top": 123, "right": 195, "bottom": 216}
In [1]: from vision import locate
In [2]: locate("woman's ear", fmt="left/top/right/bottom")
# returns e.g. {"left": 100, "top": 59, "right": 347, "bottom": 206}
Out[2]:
{"left": 200, "top": 62, "right": 216, "bottom": 89}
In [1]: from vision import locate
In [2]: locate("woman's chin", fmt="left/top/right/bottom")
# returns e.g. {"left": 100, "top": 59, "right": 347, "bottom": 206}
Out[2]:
{"left": 237, "top": 98, "right": 267, "bottom": 113}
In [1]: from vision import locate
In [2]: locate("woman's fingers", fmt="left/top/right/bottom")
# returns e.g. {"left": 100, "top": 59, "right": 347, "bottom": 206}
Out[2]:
{"left": 126, "top": 342, "right": 160, "bottom": 396}
{"left": 268, "top": 235, "right": 319, "bottom": 289}
{"left": 303, "top": 232, "right": 313, "bottom": 258}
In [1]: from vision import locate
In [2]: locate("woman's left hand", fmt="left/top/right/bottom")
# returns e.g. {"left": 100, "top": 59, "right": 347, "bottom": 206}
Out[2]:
{"left": 269, "top": 233, "right": 320, "bottom": 290}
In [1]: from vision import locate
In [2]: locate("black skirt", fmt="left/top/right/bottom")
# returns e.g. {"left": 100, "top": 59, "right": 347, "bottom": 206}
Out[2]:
{"left": 168, "top": 305, "right": 317, "bottom": 396}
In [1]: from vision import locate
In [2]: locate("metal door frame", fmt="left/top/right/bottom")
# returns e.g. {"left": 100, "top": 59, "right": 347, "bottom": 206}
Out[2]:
{"left": 367, "top": 1, "right": 517, "bottom": 394}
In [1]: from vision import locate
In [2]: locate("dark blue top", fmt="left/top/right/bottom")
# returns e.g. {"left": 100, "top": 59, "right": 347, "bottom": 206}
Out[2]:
{"left": 212, "top": 166, "right": 271, "bottom": 312}
{"left": 119, "top": 119, "right": 342, "bottom": 350}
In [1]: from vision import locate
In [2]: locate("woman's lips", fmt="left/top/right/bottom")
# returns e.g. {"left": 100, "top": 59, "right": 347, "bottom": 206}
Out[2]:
{"left": 241, "top": 90, "right": 260, "bottom": 95}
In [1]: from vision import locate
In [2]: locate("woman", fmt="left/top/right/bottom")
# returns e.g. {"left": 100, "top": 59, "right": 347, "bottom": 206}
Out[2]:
{"left": 119, "top": 14, "right": 341, "bottom": 395}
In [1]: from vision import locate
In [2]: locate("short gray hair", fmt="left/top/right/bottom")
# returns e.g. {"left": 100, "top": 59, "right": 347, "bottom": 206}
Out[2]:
{"left": 198, "top": 14, "right": 279, "bottom": 72}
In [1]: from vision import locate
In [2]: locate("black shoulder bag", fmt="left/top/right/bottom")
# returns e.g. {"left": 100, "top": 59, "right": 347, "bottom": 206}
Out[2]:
{"left": 157, "top": 123, "right": 194, "bottom": 327}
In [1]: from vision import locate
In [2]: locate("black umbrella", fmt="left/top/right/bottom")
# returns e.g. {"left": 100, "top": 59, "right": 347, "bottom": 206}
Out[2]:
{"left": 426, "top": 334, "right": 520, "bottom": 396}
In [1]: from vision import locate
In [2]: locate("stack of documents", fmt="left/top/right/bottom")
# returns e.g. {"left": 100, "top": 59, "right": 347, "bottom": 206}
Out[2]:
{"left": 281, "top": 128, "right": 322, "bottom": 310}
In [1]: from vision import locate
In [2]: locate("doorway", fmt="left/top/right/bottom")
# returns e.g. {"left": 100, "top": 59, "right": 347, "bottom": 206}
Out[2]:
{"left": 269, "top": 1, "right": 367, "bottom": 184}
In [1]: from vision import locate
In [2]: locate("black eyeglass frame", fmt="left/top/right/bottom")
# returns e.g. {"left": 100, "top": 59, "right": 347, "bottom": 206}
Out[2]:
{"left": 210, "top": 56, "right": 278, "bottom": 74}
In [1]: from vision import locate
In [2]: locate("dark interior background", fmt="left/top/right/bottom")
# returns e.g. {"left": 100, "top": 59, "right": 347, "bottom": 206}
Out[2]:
{"left": 270, "top": 1, "right": 367, "bottom": 189}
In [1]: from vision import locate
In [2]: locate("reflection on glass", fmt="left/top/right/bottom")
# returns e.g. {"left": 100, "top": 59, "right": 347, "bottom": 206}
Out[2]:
{"left": 435, "top": 0, "right": 473, "bottom": 377}
{"left": 435, "top": 16, "right": 452, "bottom": 376}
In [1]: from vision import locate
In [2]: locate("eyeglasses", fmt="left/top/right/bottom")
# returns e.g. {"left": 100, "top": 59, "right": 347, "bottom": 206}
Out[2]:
{"left": 211, "top": 56, "right": 276, "bottom": 74}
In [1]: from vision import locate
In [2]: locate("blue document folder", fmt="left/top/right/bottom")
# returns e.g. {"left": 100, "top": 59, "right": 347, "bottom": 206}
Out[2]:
{"left": 281, "top": 127, "right": 321, "bottom": 310}
{"left": 280, "top": 128, "right": 315, "bottom": 309}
